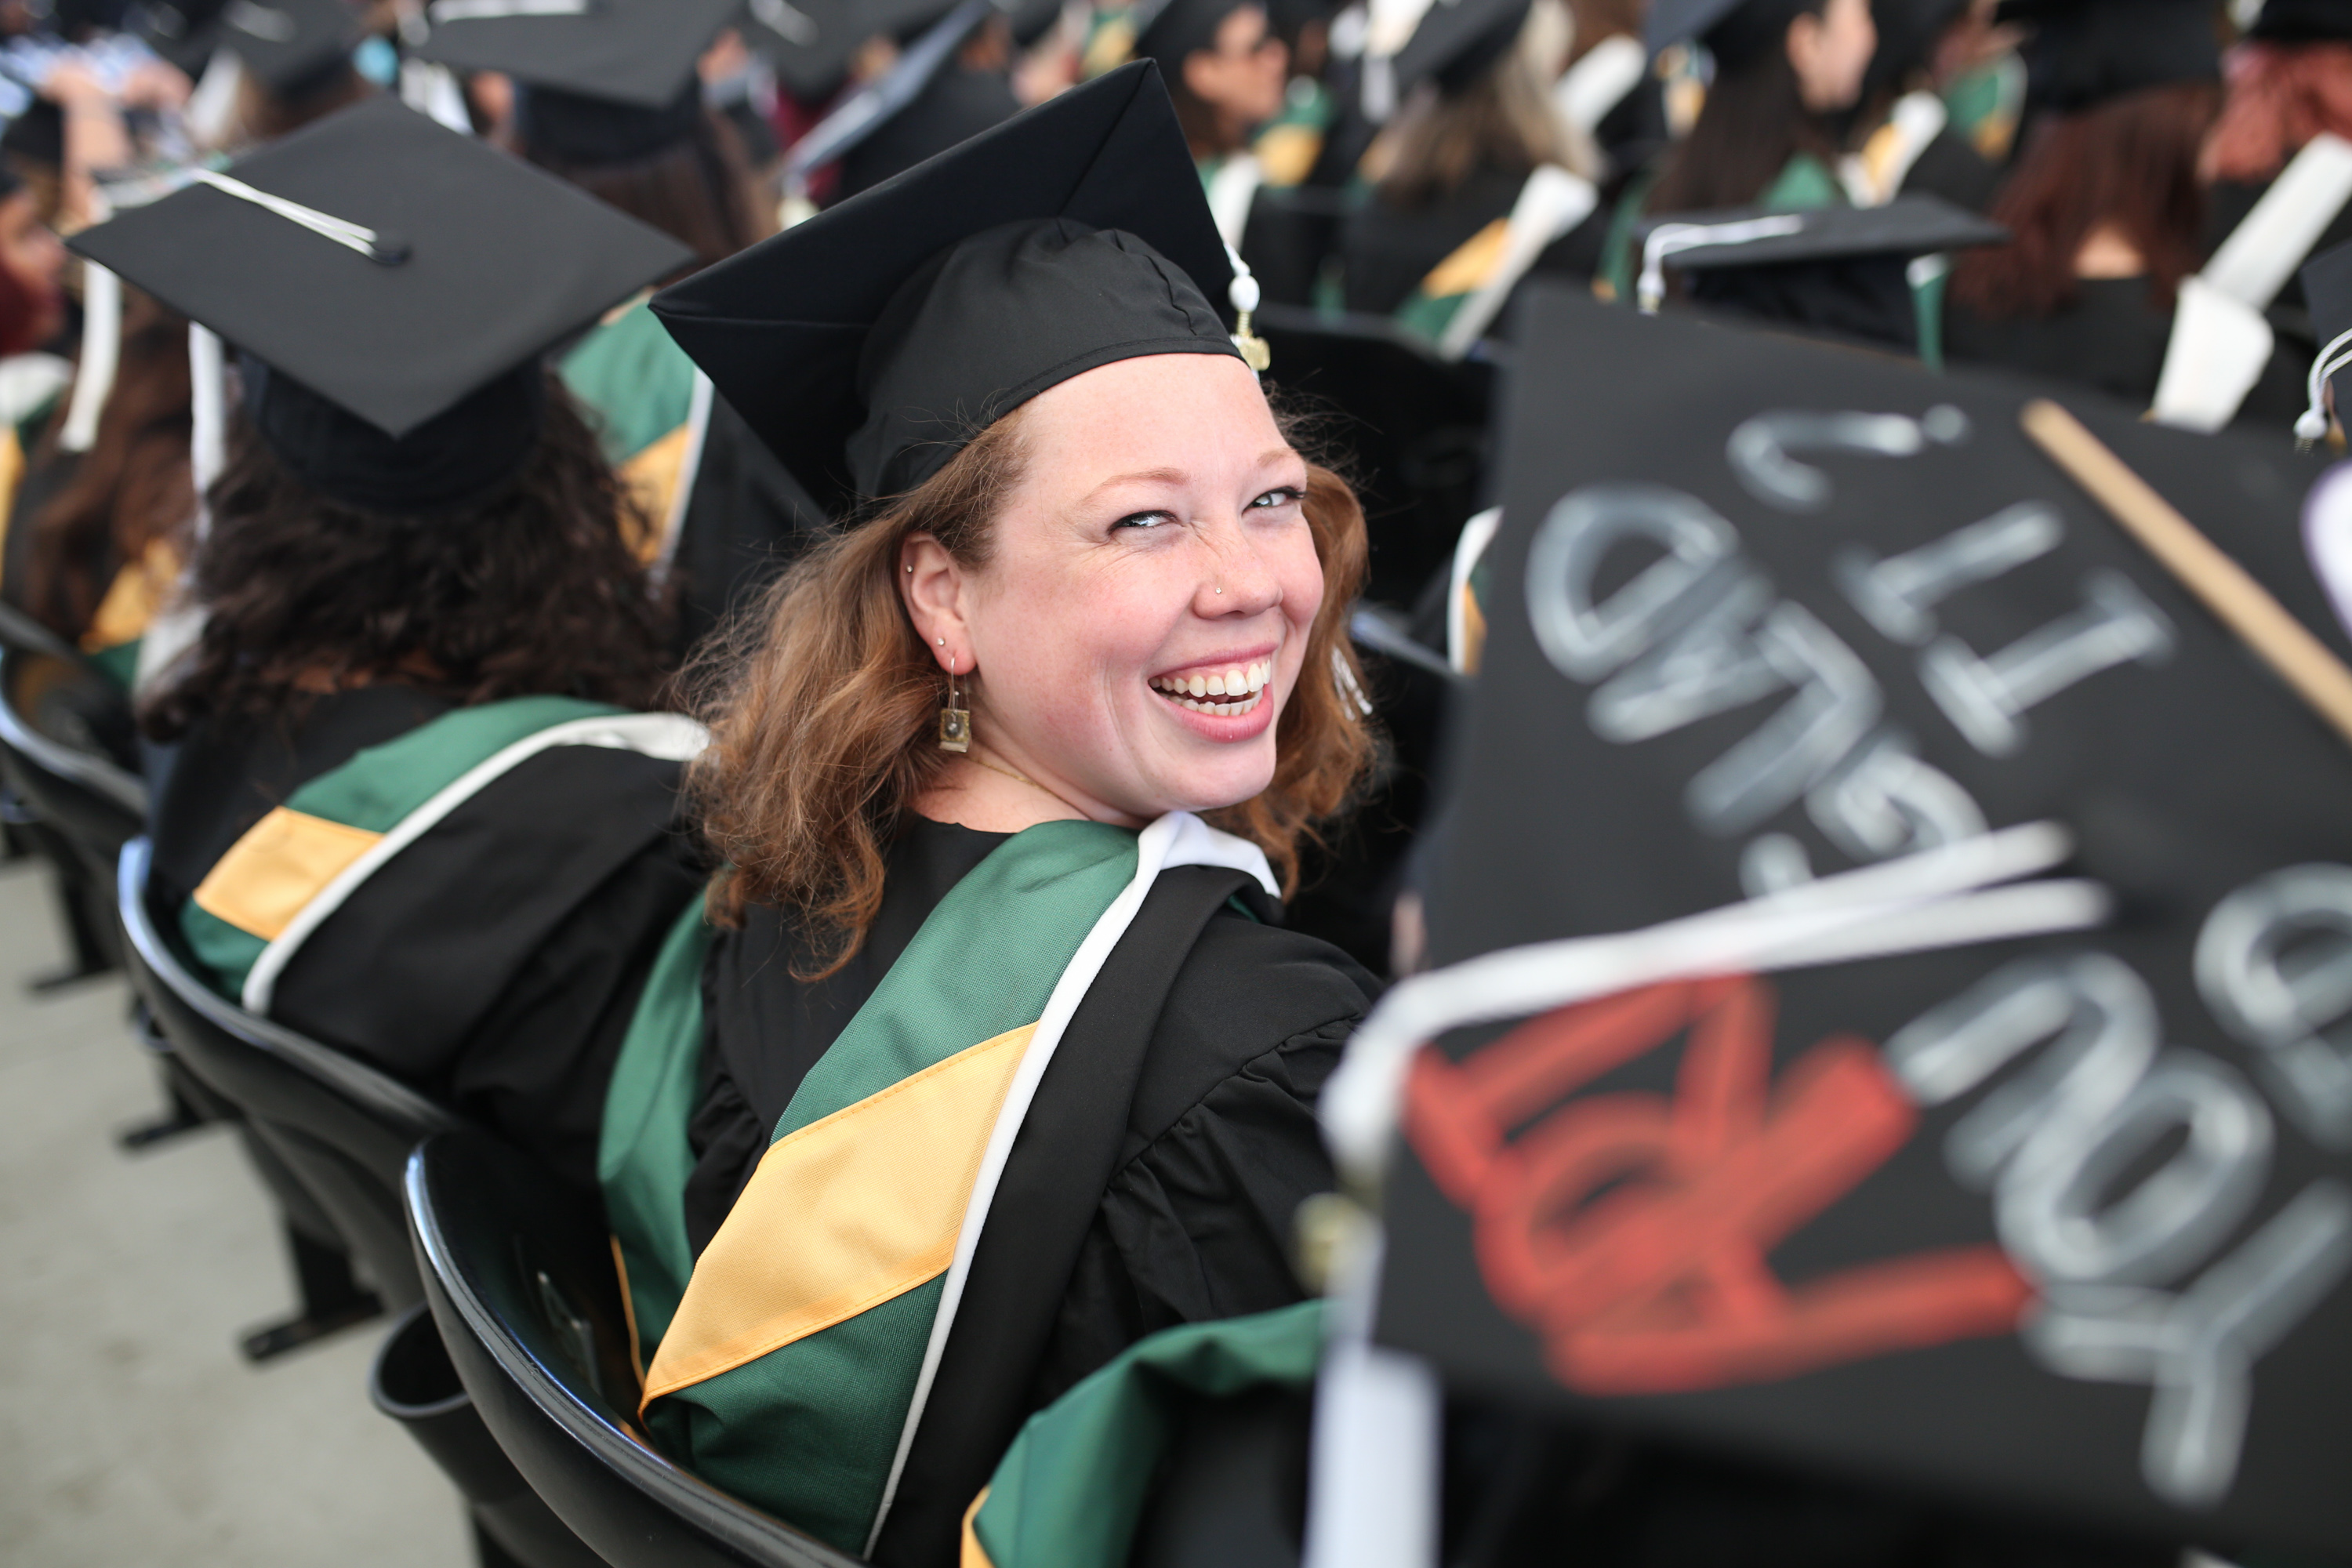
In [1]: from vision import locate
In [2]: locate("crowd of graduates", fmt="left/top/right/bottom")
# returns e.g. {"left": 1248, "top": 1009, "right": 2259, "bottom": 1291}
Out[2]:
{"left": 0, "top": 0, "right": 2348, "bottom": 1566}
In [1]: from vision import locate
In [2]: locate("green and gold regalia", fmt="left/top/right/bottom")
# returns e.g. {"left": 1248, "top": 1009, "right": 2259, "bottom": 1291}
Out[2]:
{"left": 152, "top": 689, "right": 709, "bottom": 1187}
{"left": 601, "top": 811, "right": 1376, "bottom": 1563}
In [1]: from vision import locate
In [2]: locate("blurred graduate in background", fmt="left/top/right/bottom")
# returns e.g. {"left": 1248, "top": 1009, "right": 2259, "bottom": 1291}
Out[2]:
{"left": 1338, "top": 0, "right": 1606, "bottom": 339}
{"left": 0, "top": 0, "right": 374, "bottom": 683}
{"left": 414, "top": 0, "right": 821, "bottom": 655}
{"left": 1119, "top": 0, "right": 1293, "bottom": 198}
{"left": 1644, "top": 0, "right": 1879, "bottom": 212}
{"left": 73, "top": 100, "right": 710, "bottom": 1192}
{"left": 1943, "top": 0, "right": 2220, "bottom": 406}
{"left": 1842, "top": 0, "right": 2004, "bottom": 210}
{"left": 1598, "top": 0, "right": 1882, "bottom": 294}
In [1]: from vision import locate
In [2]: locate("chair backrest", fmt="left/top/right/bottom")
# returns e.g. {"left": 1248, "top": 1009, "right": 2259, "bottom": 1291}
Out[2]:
{"left": 405, "top": 1130, "right": 865, "bottom": 1568}
{"left": 0, "top": 643, "right": 145, "bottom": 876}
{"left": 117, "top": 837, "right": 463, "bottom": 1309}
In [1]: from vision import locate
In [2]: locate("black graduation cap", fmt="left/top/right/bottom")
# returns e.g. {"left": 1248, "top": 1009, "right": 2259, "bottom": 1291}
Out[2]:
{"left": 1994, "top": 0, "right": 2219, "bottom": 114}
{"left": 1001, "top": 0, "right": 1065, "bottom": 47}
{"left": 1134, "top": 0, "right": 1256, "bottom": 68}
{"left": 127, "top": 0, "right": 228, "bottom": 77}
{"left": 784, "top": 0, "right": 1004, "bottom": 188}
{"left": 2296, "top": 238, "right": 2352, "bottom": 445}
{"left": 412, "top": 0, "right": 740, "bottom": 108}
{"left": 2247, "top": 0, "right": 2352, "bottom": 42}
{"left": 1645, "top": 0, "right": 1812, "bottom": 66}
{"left": 1367, "top": 281, "right": 2350, "bottom": 1560}
{"left": 1392, "top": 0, "right": 1532, "bottom": 96}
{"left": 739, "top": 0, "right": 943, "bottom": 100}
{"left": 198, "top": 0, "right": 365, "bottom": 96}
{"left": 652, "top": 60, "right": 1243, "bottom": 511}
{"left": 1634, "top": 194, "right": 2009, "bottom": 350}
{"left": 64, "top": 96, "right": 694, "bottom": 507}
{"left": 736, "top": 0, "right": 855, "bottom": 100}
{"left": 1864, "top": 0, "right": 1973, "bottom": 100}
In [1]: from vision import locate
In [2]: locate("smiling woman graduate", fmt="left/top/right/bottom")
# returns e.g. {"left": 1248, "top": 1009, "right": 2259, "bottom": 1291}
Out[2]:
{"left": 597, "top": 60, "right": 1380, "bottom": 1566}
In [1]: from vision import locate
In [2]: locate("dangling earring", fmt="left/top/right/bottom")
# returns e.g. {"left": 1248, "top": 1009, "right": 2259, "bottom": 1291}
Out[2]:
{"left": 938, "top": 659, "right": 971, "bottom": 753}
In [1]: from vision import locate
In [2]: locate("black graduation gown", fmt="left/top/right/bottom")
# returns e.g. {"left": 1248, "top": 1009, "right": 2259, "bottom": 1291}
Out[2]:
{"left": 680, "top": 815, "right": 1377, "bottom": 1562}
{"left": 151, "top": 686, "right": 706, "bottom": 1189}
{"left": 1339, "top": 163, "right": 1606, "bottom": 318}
{"left": 1944, "top": 277, "right": 2173, "bottom": 408}
{"left": 1592, "top": 73, "right": 1671, "bottom": 188}
{"left": 0, "top": 435, "right": 75, "bottom": 624}
{"left": 664, "top": 392, "right": 831, "bottom": 659}
{"left": 1896, "top": 125, "right": 2004, "bottom": 213}
{"left": 834, "top": 63, "right": 1022, "bottom": 204}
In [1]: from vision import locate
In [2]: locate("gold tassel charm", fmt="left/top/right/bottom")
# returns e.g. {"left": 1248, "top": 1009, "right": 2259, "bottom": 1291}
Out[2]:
{"left": 1234, "top": 307, "right": 1272, "bottom": 372}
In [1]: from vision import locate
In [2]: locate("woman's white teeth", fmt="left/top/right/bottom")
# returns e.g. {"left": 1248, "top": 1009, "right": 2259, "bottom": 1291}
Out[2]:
{"left": 1152, "top": 659, "right": 1270, "bottom": 715}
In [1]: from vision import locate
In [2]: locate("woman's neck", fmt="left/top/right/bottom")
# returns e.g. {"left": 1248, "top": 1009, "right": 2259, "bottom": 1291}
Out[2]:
{"left": 2074, "top": 222, "right": 2148, "bottom": 280}
{"left": 913, "top": 745, "right": 1101, "bottom": 834}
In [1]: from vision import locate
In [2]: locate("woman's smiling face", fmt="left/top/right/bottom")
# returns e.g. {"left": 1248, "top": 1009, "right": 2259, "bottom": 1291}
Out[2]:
{"left": 900, "top": 351, "right": 1323, "bottom": 826}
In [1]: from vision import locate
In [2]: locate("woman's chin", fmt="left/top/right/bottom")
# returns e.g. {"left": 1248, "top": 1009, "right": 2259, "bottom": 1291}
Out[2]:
{"left": 1143, "top": 742, "right": 1289, "bottom": 827}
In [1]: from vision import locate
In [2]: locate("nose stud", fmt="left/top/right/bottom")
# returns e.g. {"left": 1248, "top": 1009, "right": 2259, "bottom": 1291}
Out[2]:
{"left": 1214, "top": 586, "right": 1222, "bottom": 595}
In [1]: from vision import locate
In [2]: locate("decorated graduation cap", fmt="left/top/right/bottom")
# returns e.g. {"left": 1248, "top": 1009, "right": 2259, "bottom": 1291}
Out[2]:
{"left": 2297, "top": 238, "right": 2352, "bottom": 448}
{"left": 65, "top": 96, "right": 694, "bottom": 512}
{"left": 1332, "top": 281, "right": 2352, "bottom": 1559}
{"left": 2245, "top": 0, "right": 2352, "bottom": 42}
{"left": 652, "top": 60, "right": 1257, "bottom": 511}
{"left": 412, "top": 0, "right": 740, "bottom": 164}
{"left": 1633, "top": 194, "right": 2008, "bottom": 350}
{"left": 1994, "top": 0, "right": 2218, "bottom": 114}
{"left": 1392, "top": 0, "right": 1531, "bottom": 95}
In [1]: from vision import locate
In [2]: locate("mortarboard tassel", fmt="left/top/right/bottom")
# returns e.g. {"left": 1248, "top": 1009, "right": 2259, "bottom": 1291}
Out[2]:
{"left": 1226, "top": 243, "right": 1270, "bottom": 373}
{"left": 185, "top": 168, "right": 409, "bottom": 264}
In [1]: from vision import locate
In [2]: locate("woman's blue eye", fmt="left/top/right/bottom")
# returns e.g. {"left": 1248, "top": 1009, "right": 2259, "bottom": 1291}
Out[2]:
{"left": 1112, "top": 511, "right": 1171, "bottom": 530}
{"left": 1251, "top": 487, "right": 1305, "bottom": 510}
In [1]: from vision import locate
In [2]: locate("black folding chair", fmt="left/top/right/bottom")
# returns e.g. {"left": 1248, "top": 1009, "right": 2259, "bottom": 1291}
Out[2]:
{"left": 406, "top": 1129, "right": 863, "bottom": 1568}
{"left": 117, "top": 835, "right": 437, "bottom": 1344}
{"left": 372, "top": 1302, "right": 615, "bottom": 1568}
{"left": 122, "top": 841, "right": 607, "bottom": 1566}
{"left": 0, "top": 632, "right": 145, "bottom": 982}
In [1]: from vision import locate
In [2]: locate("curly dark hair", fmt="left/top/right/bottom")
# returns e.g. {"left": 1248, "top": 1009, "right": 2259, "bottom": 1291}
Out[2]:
{"left": 140, "top": 370, "right": 673, "bottom": 739}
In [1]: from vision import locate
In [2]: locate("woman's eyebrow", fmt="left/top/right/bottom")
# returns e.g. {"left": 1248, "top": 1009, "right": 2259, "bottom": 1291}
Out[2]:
{"left": 1080, "top": 466, "right": 1189, "bottom": 503}
{"left": 1080, "top": 450, "right": 1302, "bottom": 506}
